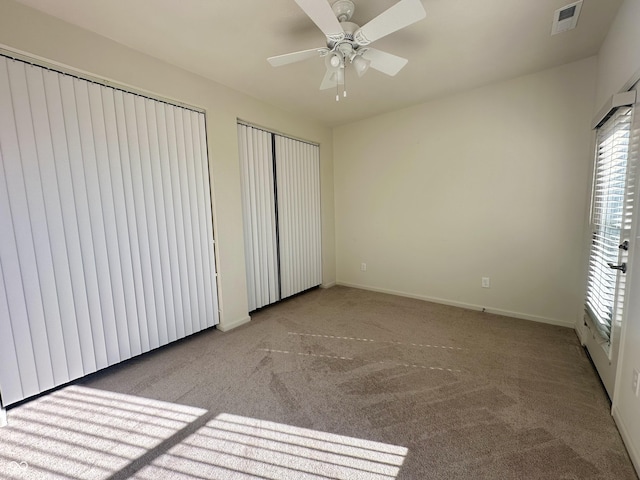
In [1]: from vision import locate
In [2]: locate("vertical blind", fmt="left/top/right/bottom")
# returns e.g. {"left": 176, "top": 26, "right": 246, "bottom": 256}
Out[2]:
{"left": 275, "top": 136, "right": 322, "bottom": 299}
{"left": 237, "top": 123, "right": 321, "bottom": 311}
{"left": 237, "top": 124, "right": 279, "bottom": 311}
{"left": 0, "top": 55, "right": 218, "bottom": 406}
{"left": 585, "top": 106, "right": 633, "bottom": 342}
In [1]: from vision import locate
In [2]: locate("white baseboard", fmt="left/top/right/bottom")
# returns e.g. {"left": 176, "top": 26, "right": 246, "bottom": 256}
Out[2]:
{"left": 217, "top": 315, "right": 251, "bottom": 332}
{"left": 573, "top": 310, "right": 587, "bottom": 344}
{"left": 613, "top": 406, "right": 640, "bottom": 476}
{"left": 335, "top": 282, "right": 574, "bottom": 328}
{"left": 575, "top": 320, "right": 588, "bottom": 345}
{"left": 320, "top": 282, "right": 336, "bottom": 289}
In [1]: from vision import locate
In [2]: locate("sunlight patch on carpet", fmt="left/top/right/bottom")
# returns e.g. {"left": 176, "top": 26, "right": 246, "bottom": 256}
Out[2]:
{"left": 0, "top": 386, "right": 206, "bottom": 479}
{"left": 135, "top": 413, "right": 408, "bottom": 479}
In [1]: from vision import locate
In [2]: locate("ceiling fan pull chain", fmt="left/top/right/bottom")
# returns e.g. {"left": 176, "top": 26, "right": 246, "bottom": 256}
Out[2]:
{"left": 343, "top": 66, "right": 347, "bottom": 98}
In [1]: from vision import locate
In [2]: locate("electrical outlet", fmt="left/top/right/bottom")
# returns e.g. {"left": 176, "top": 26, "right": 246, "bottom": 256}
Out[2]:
{"left": 633, "top": 369, "right": 640, "bottom": 397}
{"left": 360, "top": 263, "right": 367, "bottom": 272}
{"left": 482, "top": 277, "right": 490, "bottom": 288}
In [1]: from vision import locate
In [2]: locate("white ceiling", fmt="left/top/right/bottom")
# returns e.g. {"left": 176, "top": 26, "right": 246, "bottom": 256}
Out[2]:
{"left": 14, "top": 0, "right": 623, "bottom": 126}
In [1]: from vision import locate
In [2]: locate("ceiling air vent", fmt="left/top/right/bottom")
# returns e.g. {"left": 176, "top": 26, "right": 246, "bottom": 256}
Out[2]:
{"left": 551, "top": 0, "right": 583, "bottom": 35}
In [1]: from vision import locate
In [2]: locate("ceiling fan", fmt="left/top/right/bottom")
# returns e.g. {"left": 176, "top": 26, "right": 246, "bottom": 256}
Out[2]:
{"left": 268, "top": 0, "right": 427, "bottom": 98}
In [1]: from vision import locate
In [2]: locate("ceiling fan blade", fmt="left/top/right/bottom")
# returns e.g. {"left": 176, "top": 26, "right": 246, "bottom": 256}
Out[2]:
{"left": 295, "top": 0, "right": 345, "bottom": 42}
{"left": 268, "top": 48, "right": 328, "bottom": 67}
{"left": 354, "top": 0, "right": 426, "bottom": 45}
{"left": 361, "top": 48, "right": 408, "bottom": 76}
{"left": 320, "top": 68, "right": 344, "bottom": 90}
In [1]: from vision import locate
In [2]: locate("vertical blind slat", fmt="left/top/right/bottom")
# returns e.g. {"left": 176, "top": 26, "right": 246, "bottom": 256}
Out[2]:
{"left": 193, "top": 112, "right": 213, "bottom": 327}
{"left": 264, "top": 134, "right": 277, "bottom": 302}
{"left": 199, "top": 115, "right": 217, "bottom": 326}
{"left": 185, "top": 111, "right": 206, "bottom": 332}
{"left": 254, "top": 131, "right": 266, "bottom": 303}
{"left": 0, "top": 259, "right": 24, "bottom": 403}
{"left": 245, "top": 128, "right": 259, "bottom": 308}
{"left": 285, "top": 139, "right": 292, "bottom": 296}
{"left": 175, "top": 108, "right": 196, "bottom": 336}
{"left": 190, "top": 111, "right": 205, "bottom": 330}
{"left": 260, "top": 132, "right": 270, "bottom": 302}
{"left": 238, "top": 126, "right": 256, "bottom": 311}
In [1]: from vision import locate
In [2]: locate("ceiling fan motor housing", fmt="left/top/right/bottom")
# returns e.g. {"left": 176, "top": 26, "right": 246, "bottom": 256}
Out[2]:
{"left": 327, "top": 21, "right": 359, "bottom": 49}
{"left": 332, "top": 0, "right": 355, "bottom": 22}
{"left": 327, "top": 22, "right": 364, "bottom": 67}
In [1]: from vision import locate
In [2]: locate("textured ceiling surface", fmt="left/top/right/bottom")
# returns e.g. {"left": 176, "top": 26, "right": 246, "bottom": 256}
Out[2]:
{"left": 14, "top": 0, "right": 623, "bottom": 126}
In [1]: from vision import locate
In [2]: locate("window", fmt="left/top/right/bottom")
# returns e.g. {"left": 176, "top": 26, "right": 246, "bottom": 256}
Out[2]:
{"left": 585, "top": 106, "right": 633, "bottom": 343}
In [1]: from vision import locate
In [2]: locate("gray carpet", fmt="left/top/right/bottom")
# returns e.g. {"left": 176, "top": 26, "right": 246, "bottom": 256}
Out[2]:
{"left": 0, "top": 286, "right": 637, "bottom": 479}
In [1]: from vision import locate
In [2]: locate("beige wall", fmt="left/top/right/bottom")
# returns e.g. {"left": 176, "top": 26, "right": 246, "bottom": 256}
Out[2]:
{"left": 0, "top": 0, "right": 336, "bottom": 331}
{"left": 334, "top": 57, "right": 597, "bottom": 327}
{"left": 597, "top": 0, "right": 640, "bottom": 472}
{"left": 595, "top": 0, "right": 640, "bottom": 111}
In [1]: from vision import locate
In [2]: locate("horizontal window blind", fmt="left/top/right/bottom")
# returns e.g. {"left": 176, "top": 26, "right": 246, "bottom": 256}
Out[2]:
{"left": 0, "top": 55, "right": 218, "bottom": 406}
{"left": 585, "top": 106, "right": 632, "bottom": 341}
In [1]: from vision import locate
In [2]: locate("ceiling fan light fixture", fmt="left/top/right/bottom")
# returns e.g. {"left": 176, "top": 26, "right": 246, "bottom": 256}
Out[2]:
{"left": 330, "top": 67, "right": 344, "bottom": 85}
{"left": 325, "top": 52, "right": 343, "bottom": 71}
{"left": 352, "top": 55, "right": 370, "bottom": 77}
